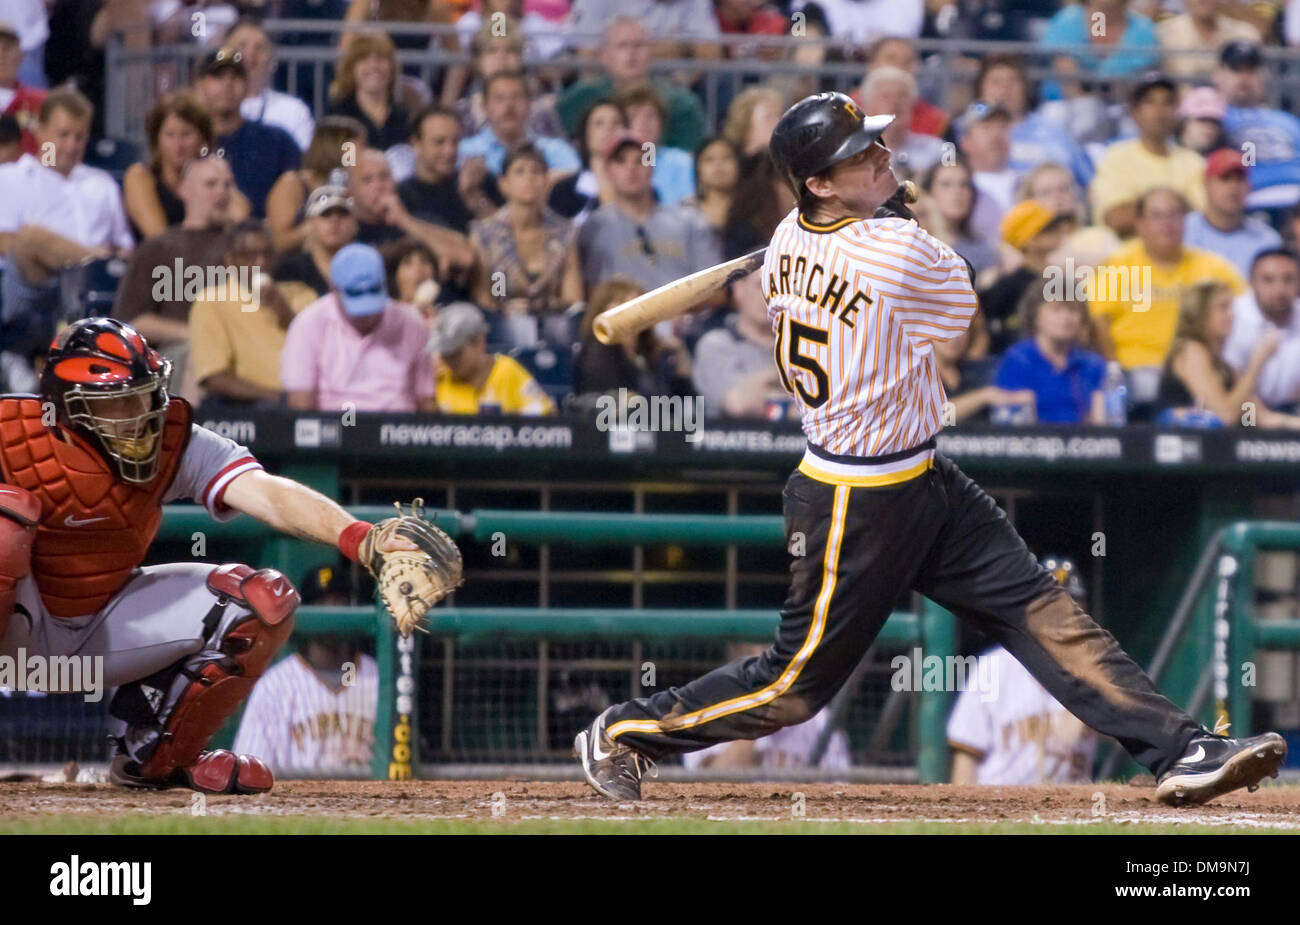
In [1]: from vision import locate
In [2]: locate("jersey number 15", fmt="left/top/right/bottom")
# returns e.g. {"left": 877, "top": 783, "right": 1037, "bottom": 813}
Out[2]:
{"left": 774, "top": 314, "right": 830, "bottom": 409}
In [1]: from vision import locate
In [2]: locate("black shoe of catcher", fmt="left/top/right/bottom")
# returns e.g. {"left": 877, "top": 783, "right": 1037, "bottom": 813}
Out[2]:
{"left": 573, "top": 707, "right": 657, "bottom": 801}
{"left": 1155, "top": 728, "right": 1287, "bottom": 807}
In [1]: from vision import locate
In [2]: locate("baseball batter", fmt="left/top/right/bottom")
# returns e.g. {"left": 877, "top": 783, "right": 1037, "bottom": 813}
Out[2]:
{"left": 0, "top": 317, "right": 433, "bottom": 794}
{"left": 575, "top": 92, "right": 1287, "bottom": 807}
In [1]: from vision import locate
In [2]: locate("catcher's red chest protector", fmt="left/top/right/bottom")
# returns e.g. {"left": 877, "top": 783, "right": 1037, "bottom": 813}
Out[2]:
{"left": 0, "top": 396, "right": 191, "bottom": 617}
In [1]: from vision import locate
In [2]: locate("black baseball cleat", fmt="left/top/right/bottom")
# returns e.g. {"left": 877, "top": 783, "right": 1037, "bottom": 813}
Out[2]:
{"left": 573, "top": 707, "right": 657, "bottom": 801}
{"left": 1155, "top": 729, "right": 1287, "bottom": 807}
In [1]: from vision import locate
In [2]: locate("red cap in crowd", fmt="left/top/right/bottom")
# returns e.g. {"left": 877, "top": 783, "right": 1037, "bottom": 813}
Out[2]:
{"left": 1205, "top": 148, "right": 1248, "bottom": 179}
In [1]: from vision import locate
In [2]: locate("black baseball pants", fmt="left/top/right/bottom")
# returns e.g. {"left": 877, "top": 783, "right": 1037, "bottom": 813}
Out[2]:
{"left": 604, "top": 452, "right": 1202, "bottom": 777}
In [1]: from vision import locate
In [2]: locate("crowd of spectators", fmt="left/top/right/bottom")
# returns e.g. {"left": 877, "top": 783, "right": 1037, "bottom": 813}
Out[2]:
{"left": 1, "top": 1, "right": 1300, "bottom": 430}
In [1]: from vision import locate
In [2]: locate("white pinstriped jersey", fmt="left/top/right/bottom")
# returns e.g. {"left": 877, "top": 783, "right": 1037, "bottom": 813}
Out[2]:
{"left": 232, "top": 653, "right": 379, "bottom": 773}
{"left": 763, "top": 210, "right": 978, "bottom": 462}
{"left": 947, "top": 646, "right": 1098, "bottom": 785}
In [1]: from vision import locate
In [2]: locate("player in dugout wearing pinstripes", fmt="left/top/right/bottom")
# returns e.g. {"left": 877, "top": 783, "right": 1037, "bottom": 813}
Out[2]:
{"left": 574, "top": 92, "right": 1287, "bottom": 807}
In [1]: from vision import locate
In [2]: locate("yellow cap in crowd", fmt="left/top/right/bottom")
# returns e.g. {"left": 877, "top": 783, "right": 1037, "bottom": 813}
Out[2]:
{"left": 1000, "top": 200, "right": 1057, "bottom": 250}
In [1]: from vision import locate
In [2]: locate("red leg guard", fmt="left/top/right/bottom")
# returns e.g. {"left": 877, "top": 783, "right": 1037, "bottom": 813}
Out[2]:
{"left": 182, "top": 750, "right": 275, "bottom": 795}
{"left": 0, "top": 484, "right": 39, "bottom": 642}
{"left": 132, "top": 565, "right": 298, "bottom": 786}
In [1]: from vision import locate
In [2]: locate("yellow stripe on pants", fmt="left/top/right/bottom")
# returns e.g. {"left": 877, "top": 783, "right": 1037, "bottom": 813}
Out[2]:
{"left": 607, "top": 484, "right": 851, "bottom": 740}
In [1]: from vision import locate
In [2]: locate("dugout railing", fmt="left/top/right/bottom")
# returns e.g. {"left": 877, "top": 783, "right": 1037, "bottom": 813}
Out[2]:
{"left": 158, "top": 505, "right": 957, "bottom": 783}
{"left": 1219, "top": 523, "right": 1300, "bottom": 737}
{"left": 1096, "top": 520, "right": 1300, "bottom": 780}
{"left": 1142, "top": 521, "right": 1300, "bottom": 734}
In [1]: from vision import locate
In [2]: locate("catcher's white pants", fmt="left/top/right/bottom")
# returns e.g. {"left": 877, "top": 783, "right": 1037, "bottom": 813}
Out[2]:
{"left": 1, "top": 563, "right": 243, "bottom": 690}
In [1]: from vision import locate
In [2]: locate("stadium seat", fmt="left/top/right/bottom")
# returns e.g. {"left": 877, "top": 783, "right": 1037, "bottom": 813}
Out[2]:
{"left": 483, "top": 308, "right": 513, "bottom": 355}
{"left": 63, "top": 257, "right": 127, "bottom": 322}
{"left": 83, "top": 137, "right": 142, "bottom": 185}
{"left": 540, "top": 304, "right": 585, "bottom": 351}
{"left": 509, "top": 343, "right": 575, "bottom": 405}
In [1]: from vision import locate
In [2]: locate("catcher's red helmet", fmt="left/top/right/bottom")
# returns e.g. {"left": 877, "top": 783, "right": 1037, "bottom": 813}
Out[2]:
{"left": 40, "top": 317, "right": 172, "bottom": 484}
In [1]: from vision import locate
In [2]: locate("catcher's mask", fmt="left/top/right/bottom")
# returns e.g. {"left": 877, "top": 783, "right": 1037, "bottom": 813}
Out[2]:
{"left": 40, "top": 317, "right": 173, "bottom": 485}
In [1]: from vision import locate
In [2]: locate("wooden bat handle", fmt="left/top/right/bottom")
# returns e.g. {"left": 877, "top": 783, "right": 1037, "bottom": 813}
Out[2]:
{"left": 591, "top": 188, "right": 914, "bottom": 345}
{"left": 592, "top": 248, "right": 767, "bottom": 345}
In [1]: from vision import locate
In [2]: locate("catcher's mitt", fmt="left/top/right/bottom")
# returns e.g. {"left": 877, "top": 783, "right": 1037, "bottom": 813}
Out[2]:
{"left": 359, "top": 499, "right": 464, "bottom": 637}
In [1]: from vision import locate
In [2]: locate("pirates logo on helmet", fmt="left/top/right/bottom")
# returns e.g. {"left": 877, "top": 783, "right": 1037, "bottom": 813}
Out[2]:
{"left": 1042, "top": 555, "right": 1087, "bottom": 604}
{"left": 40, "top": 318, "right": 173, "bottom": 484}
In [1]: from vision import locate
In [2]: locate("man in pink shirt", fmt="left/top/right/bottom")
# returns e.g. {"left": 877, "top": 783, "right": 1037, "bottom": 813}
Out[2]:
{"left": 281, "top": 243, "right": 437, "bottom": 412}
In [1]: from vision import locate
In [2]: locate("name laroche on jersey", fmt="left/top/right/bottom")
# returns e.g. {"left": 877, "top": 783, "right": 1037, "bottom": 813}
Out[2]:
{"left": 762, "top": 211, "right": 978, "bottom": 461}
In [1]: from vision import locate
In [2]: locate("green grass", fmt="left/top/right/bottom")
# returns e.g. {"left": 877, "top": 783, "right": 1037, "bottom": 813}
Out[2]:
{"left": 1, "top": 814, "right": 1294, "bottom": 835}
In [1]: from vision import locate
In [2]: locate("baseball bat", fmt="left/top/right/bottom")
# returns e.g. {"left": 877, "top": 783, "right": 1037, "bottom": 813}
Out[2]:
{"left": 591, "top": 182, "right": 919, "bottom": 346}
{"left": 593, "top": 248, "right": 767, "bottom": 345}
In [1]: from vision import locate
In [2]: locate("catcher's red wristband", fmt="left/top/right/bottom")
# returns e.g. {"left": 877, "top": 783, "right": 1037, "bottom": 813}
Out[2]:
{"left": 338, "top": 521, "right": 373, "bottom": 563}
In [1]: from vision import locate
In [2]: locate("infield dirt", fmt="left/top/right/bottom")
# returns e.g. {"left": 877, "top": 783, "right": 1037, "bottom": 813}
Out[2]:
{"left": 1, "top": 780, "right": 1298, "bottom": 833}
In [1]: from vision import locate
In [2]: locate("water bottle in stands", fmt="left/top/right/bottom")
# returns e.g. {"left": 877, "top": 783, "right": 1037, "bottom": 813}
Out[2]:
{"left": 1103, "top": 361, "right": 1127, "bottom": 426}
{"left": 991, "top": 399, "right": 1032, "bottom": 426}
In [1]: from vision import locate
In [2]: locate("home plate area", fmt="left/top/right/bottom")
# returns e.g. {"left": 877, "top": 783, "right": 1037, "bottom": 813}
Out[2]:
{"left": 1, "top": 781, "right": 1297, "bottom": 833}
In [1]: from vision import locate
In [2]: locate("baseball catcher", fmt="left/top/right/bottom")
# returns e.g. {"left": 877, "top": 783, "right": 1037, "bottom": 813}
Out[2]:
{"left": 574, "top": 91, "right": 1286, "bottom": 808}
{"left": 0, "top": 317, "right": 458, "bottom": 794}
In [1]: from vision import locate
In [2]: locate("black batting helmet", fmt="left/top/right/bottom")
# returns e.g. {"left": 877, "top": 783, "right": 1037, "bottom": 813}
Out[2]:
{"left": 1041, "top": 555, "right": 1087, "bottom": 605}
{"left": 769, "top": 92, "right": 895, "bottom": 199}
{"left": 40, "top": 317, "right": 172, "bottom": 484}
